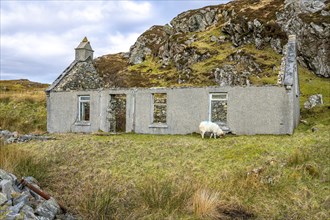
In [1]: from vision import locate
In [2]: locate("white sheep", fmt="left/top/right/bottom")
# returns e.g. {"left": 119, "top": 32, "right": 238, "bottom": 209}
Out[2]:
{"left": 199, "top": 121, "right": 224, "bottom": 139}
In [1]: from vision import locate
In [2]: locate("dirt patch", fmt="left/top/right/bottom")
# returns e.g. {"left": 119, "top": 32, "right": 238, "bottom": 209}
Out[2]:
{"left": 218, "top": 204, "right": 255, "bottom": 220}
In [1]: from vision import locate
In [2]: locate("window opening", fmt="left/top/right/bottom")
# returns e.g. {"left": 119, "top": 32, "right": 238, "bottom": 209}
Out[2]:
{"left": 152, "top": 93, "right": 167, "bottom": 124}
{"left": 209, "top": 93, "right": 227, "bottom": 123}
{"left": 78, "top": 95, "right": 90, "bottom": 121}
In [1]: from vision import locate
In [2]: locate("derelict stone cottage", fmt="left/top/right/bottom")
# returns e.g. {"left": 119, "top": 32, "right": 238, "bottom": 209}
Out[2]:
{"left": 46, "top": 36, "right": 300, "bottom": 135}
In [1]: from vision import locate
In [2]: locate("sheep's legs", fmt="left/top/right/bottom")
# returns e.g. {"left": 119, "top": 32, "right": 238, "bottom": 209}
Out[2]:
{"left": 201, "top": 132, "right": 205, "bottom": 139}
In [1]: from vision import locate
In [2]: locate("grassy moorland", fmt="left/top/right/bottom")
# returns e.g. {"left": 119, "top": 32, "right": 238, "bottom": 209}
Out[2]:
{"left": 0, "top": 73, "right": 329, "bottom": 219}
{"left": 0, "top": 79, "right": 48, "bottom": 133}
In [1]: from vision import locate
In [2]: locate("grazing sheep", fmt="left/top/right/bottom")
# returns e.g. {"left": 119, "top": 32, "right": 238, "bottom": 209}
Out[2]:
{"left": 199, "top": 121, "right": 224, "bottom": 139}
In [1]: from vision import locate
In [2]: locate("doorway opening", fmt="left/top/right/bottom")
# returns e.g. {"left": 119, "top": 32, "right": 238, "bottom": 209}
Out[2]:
{"left": 108, "top": 94, "right": 126, "bottom": 132}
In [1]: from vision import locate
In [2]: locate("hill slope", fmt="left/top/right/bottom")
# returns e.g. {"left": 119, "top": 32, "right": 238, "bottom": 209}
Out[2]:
{"left": 94, "top": 0, "right": 329, "bottom": 88}
{"left": 0, "top": 79, "right": 48, "bottom": 133}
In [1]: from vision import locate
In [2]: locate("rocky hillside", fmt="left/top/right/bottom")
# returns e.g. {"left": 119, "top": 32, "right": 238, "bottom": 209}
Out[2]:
{"left": 94, "top": 0, "right": 329, "bottom": 88}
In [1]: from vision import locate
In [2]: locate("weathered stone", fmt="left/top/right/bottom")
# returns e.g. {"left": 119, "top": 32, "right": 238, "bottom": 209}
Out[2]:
{"left": 270, "top": 38, "right": 282, "bottom": 54}
{"left": 163, "top": 24, "right": 174, "bottom": 35}
{"left": 301, "top": 0, "right": 326, "bottom": 13}
{"left": 35, "top": 198, "right": 61, "bottom": 219}
{"left": 7, "top": 200, "right": 25, "bottom": 214}
{"left": 0, "top": 130, "right": 12, "bottom": 138}
{"left": 321, "top": 10, "right": 330, "bottom": 16}
{"left": 219, "top": 35, "right": 226, "bottom": 41}
{"left": 213, "top": 65, "right": 251, "bottom": 86}
{"left": 22, "top": 205, "right": 39, "bottom": 220}
{"left": 12, "top": 132, "right": 18, "bottom": 138}
{"left": 0, "top": 192, "right": 7, "bottom": 205}
{"left": 0, "top": 170, "right": 73, "bottom": 220}
{"left": 304, "top": 94, "right": 323, "bottom": 109}
{"left": 277, "top": 0, "right": 330, "bottom": 78}
{"left": 253, "top": 19, "right": 262, "bottom": 28}
{"left": 255, "top": 38, "right": 263, "bottom": 49}
{"left": 128, "top": 25, "right": 167, "bottom": 65}
{"left": 5, "top": 137, "right": 17, "bottom": 144}
{"left": 300, "top": 119, "right": 309, "bottom": 125}
{"left": 1, "top": 131, "right": 54, "bottom": 145}
{"left": 1, "top": 179, "right": 15, "bottom": 199}
{"left": 5, "top": 213, "right": 21, "bottom": 220}
{"left": 13, "top": 191, "right": 30, "bottom": 205}
{"left": 210, "top": 35, "right": 218, "bottom": 42}
{"left": 24, "top": 176, "right": 39, "bottom": 185}
{"left": 283, "top": 35, "right": 297, "bottom": 87}
{"left": 108, "top": 94, "right": 127, "bottom": 132}
{"left": 0, "top": 169, "right": 13, "bottom": 181}
{"left": 170, "top": 7, "right": 219, "bottom": 33}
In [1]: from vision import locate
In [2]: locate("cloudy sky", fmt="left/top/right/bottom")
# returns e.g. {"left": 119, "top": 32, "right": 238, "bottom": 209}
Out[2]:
{"left": 1, "top": 0, "right": 230, "bottom": 83}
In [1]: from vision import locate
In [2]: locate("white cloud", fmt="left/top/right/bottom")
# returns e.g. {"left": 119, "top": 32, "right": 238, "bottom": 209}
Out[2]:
{"left": 1, "top": 1, "right": 153, "bottom": 33}
{"left": 1, "top": 33, "right": 70, "bottom": 57}
{"left": 0, "top": 0, "right": 230, "bottom": 83}
{"left": 97, "top": 32, "right": 141, "bottom": 55}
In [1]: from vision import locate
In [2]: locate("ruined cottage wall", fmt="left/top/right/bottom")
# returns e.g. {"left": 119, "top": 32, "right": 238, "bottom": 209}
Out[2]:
{"left": 133, "top": 86, "right": 292, "bottom": 135}
{"left": 283, "top": 35, "right": 300, "bottom": 133}
{"left": 227, "top": 87, "right": 291, "bottom": 135}
{"left": 47, "top": 86, "right": 294, "bottom": 135}
{"left": 47, "top": 91, "right": 101, "bottom": 133}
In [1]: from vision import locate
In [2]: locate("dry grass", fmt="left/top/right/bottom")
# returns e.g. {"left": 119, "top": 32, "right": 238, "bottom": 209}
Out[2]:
{"left": 1, "top": 118, "right": 329, "bottom": 219}
{"left": 0, "top": 90, "right": 46, "bottom": 103}
{"left": 0, "top": 82, "right": 47, "bottom": 133}
{"left": 0, "top": 145, "right": 50, "bottom": 184}
{"left": 191, "top": 188, "right": 220, "bottom": 219}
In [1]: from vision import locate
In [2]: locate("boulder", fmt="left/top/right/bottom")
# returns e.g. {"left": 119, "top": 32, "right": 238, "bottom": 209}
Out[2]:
{"left": 304, "top": 94, "right": 324, "bottom": 109}
{"left": 1, "top": 179, "right": 15, "bottom": 199}
{"left": 35, "top": 198, "right": 61, "bottom": 219}
{"left": 0, "top": 192, "right": 7, "bottom": 205}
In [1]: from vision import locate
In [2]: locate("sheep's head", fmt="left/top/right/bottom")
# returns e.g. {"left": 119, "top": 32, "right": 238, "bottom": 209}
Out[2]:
{"left": 216, "top": 129, "right": 224, "bottom": 137}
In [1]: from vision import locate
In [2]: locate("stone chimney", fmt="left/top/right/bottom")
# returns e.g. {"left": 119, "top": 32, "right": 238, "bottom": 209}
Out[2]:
{"left": 75, "top": 37, "right": 94, "bottom": 61}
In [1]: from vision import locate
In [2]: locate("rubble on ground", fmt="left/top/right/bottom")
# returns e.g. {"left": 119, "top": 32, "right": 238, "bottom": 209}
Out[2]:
{"left": 0, "top": 130, "right": 54, "bottom": 144}
{"left": 0, "top": 169, "right": 75, "bottom": 220}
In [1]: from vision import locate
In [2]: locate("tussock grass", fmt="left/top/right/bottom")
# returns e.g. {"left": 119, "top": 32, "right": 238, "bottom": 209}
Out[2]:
{"left": 0, "top": 79, "right": 48, "bottom": 133}
{"left": 81, "top": 182, "right": 120, "bottom": 219}
{"left": 138, "top": 178, "right": 193, "bottom": 213}
{"left": 0, "top": 145, "right": 49, "bottom": 183}
{"left": 191, "top": 188, "right": 220, "bottom": 219}
{"left": 0, "top": 90, "right": 47, "bottom": 133}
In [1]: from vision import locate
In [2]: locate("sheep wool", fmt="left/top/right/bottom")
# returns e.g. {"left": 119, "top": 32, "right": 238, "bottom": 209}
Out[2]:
{"left": 199, "top": 121, "right": 224, "bottom": 139}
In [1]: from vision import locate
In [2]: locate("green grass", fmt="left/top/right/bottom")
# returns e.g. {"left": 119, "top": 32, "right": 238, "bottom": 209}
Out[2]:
{"left": 0, "top": 92, "right": 47, "bottom": 133}
{"left": 299, "top": 66, "right": 330, "bottom": 105}
{"left": 0, "top": 79, "right": 48, "bottom": 92}
{"left": 1, "top": 122, "right": 329, "bottom": 219}
{"left": 0, "top": 146, "right": 50, "bottom": 184}
{"left": 0, "top": 80, "right": 48, "bottom": 133}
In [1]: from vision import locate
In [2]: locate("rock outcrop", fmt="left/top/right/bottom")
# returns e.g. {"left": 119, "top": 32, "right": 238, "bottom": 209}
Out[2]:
{"left": 276, "top": 0, "right": 330, "bottom": 77}
{"left": 97, "top": 0, "right": 329, "bottom": 88}
{"left": 170, "top": 6, "right": 220, "bottom": 33}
